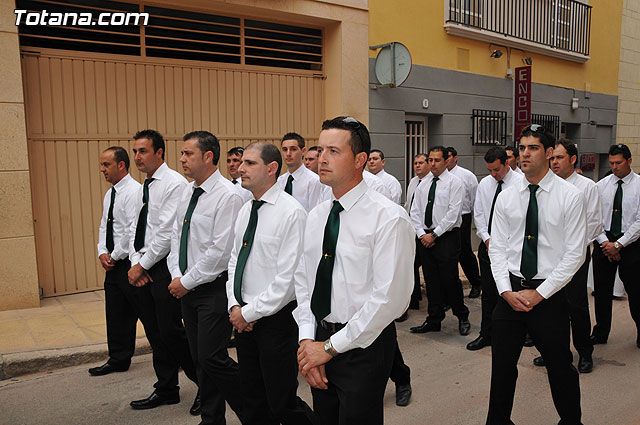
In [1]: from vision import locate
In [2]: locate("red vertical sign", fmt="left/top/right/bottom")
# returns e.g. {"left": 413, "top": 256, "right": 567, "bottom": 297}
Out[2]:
{"left": 514, "top": 66, "right": 532, "bottom": 142}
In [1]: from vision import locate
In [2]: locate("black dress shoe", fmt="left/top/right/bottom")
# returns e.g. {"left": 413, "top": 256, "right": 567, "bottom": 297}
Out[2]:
{"left": 578, "top": 355, "right": 593, "bottom": 373}
{"left": 190, "top": 392, "right": 201, "bottom": 416}
{"left": 410, "top": 321, "right": 441, "bottom": 333}
{"left": 458, "top": 318, "right": 471, "bottom": 336}
{"left": 395, "top": 311, "right": 409, "bottom": 323}
{"left": 88, "top": 362, "right": 128, "bottom": 376}
{"left": 533, "top": 356, "right": 546, "bottom": 367}
{"left": 590, "top": 334, "right": 607, "bottom": 345}
{"left": 523, "top": 334, "right": 535, "bottom": 347}
{"left": 466, "top": 335, "right": 491, "bottom": 351}
{"left": 468, "top": 286, "right": 481, "bottom": 298}
{"left": 130, "top": 391, "right": 180, "bottom": 410}
{"left": 408, "top": 299, "right": 420, "bottom": 310}
{"left": 395, "top": 383, "right": 412, "bottom": 406}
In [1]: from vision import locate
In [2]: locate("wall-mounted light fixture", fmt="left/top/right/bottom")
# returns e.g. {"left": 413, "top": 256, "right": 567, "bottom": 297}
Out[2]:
{"left": 490, "top": 49, "right": 503, "bottom": 58}
{"left": 571, "top": 97, "right": 579, "bottom": 110}
{"left": 523, "top": 56, "right": 533, "bottom": 65}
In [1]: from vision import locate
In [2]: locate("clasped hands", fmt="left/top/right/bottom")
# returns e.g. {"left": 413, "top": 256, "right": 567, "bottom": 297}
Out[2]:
{"left": 502, "top": 289, "right": 543, "bottom": 312}
{"left": 128, "top": 262, "right": 153, "bottom": 287}
{"left": 420, "top": 233, "right": 436, "bottom": 248}
{"left": 229, "top": 305, "right": 255, "bottom": 333}
{"left": 297, "top": 339, "right": 331, "bottom": 390}
{"left": 600, "top": 241, "right": 622, "bottom": 262}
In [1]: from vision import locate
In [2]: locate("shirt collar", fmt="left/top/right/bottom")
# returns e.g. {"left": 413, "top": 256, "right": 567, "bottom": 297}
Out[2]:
{"left": 258, "top": 182, "right": 280, "bottom": 205}
{"left": 149, "top": 162, "right": 169, "bottom": 181}
{"left": 334, "top": 179, "right": 368, "bottom": 212}
{"left": 290, "top": 164, "right": 307, "bottom": 179}
{"left": 619, "top": 170, "right": 635, "bottom": 185}
{"left": 376, "top": 169, "right": 387, "bottom": 178}
{"left": 194, "top": 169, "right": 222, "bottom": 193}
{"left": 113, "top": 173, "right": 133, "bottom": 191}
{"left": 431, "top": 168, "right": 450, "bottom": 182}
{"left": 519, "top": 168, "right": 555, "bottom": 193}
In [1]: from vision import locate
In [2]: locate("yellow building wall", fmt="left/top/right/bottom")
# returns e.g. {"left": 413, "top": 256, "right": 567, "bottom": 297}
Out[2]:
{"left": 369, "top": 0, "right": 622, "bottom": 96}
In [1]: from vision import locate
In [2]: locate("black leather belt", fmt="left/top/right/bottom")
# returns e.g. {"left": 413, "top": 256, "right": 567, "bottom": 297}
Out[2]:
{"left": 509, "top": 273, "right": 544, "bottom": 289}
{"left": 318, "top": 320, "right": 346, "bottom": 334}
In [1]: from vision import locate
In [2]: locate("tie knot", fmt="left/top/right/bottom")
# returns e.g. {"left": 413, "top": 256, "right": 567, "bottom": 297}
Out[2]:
{"left": 144, "top": 178, "right": 154, "bottom": 188}
{"left": 287, "top": 175, "right": 294, "bottom": 182}
{"left": 617, "top": 180, "right": 623, "bottom": 186}
{"left": 433, "top": 176, "right": 439, "bottom": 182}
{"left": 193, "top": 187, "right": 205, "bottom": 198}
{"left": 232, "top": 179, "right": 238, "bottom": 184}
{"left": 498, "top": 180, "right": 504, "bottom": 186}
{"left": 111, "top": 186, "right": 117, "bottom": 194}
{"left": 528, "top": 184, "right": 539, "bottom": 194}
{"left": 252, "top": 200, "right": 266, "bottom": 211}
{"left": 331, "top": 200, "right": 344, "bottom": 215}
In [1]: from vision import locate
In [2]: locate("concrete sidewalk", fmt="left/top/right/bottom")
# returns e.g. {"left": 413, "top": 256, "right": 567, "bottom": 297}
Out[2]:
{"left": 0, "top": 290, "right": 150, "bottom": 380}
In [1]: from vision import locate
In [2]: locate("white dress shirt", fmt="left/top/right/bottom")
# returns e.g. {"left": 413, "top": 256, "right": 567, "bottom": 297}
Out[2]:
{"left": 129, "top": 162, "right": 188, "bottom": 270}
{"left": 410, "top": 169, "right": 464, "bottom": 238}
{"left": 97, "top": 174, "right": 141, "bottom": 262}
{"left": 230, "top": 176, "right": 253, "bottom": 204}
{"left": 167, "top": 170, "right": 242, "bottom": 290}
{"left": 293, "top": 180, "right": 414, "bottom": 353}
{"left": 363, "top": 170, "right": 393, "bottom": 200}
{"left": 449, "top": 165, "right": 478, "bottom": 214}
{"left": 595, "top": 171, "right": 640, "bottom": 247}
{"left": 403, "top": 174, "right": 428, "bottom": 214}
{"left": 474, "top": 168, "right": 523, "bottom": 243}
{"left": 374, "top": 169, "right": 402, "bottom": 204}
{"left": 227, "top": 184, "right": 306, "bottom": 323}
{"left": 489, "top": 169, "right": 587, "bottom": 299}
{"left": 565, "top": 171, "right": 602, "bottom": 244}
{"left": 514, "top": 167, "right": 524, "bottom": 175}
{"left": 277, "top": 164, "right": 330, "bottom": 212}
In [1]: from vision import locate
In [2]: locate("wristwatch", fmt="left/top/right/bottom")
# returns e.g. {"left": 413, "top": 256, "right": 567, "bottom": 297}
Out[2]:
{"left": 323, "top": 339, "right": 339, "bottom": 357}
{"left": 614, "top": 241, "right": 622, "bottom": 250}
{"left": 430, "top": 230, "right": 438, "bottom": 240}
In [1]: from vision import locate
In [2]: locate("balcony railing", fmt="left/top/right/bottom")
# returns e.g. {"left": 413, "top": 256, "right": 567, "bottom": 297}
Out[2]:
{"left": 447, "top": 0, "right": 591, "bottom": 57}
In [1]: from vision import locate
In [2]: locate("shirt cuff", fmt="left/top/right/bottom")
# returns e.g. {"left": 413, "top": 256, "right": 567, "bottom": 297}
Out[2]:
{"left": 536, "top": 282, "right": 554, "bottom": 299}
{"left": 478, "top": 231, "right": 490, "bottom": 243}
{"left": 596, "top": 233, "right": 608, "bottom": 245}
{"left": 241, "top": 303, "right": 261, "bottom": 323}
{"left": 416, "top": 228, "right": 426, "bottom": 238}
{"left": 298, "top": 323, "right": 316, "bottom": 343}
{"left": 138, "top": 254, "right": 154, "bottom": 271}
{"left": 433, "top": 226, "right": 442, "bottom": 238}
{"left": 618, "top": 235, "right": 631, "bottom": 247}
{"left": 180, "top": 273, "right": 197, "bottom": 290}
{"left": 97, "top": 248, "right": 109, "bottom": 257}
{"left": 330, "top": 330, "right": 349, "bottom": 354}
{"left": 495, "top": 278, "right": 513, "bottom": 295}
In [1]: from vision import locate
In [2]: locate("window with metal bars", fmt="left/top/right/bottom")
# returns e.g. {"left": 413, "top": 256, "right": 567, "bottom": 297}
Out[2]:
{"left": 471, "top": 109, "right": 507, "bottom": 146}
{"left": 531, "top": 114, "right": 560, "bottom": 139}
{"left": 405, "top": 120, "right": 427, "bottom": 187}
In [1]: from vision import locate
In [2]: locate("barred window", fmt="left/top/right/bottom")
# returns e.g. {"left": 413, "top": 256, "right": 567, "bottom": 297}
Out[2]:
{"left": 472, "top": 109, "right": 507, "bottom": 145}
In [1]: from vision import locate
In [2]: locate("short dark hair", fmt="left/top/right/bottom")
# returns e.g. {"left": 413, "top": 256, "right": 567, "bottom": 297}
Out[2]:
{"left": 246, "top": 142, "right": 283, "bottom": 178}
{"left": 505, "top": 145, "right": 519, "bottom": 158}
{"left": 555, "top": 138, "right": 578, "bottom": 168}
{"left": 428, "top": 146, "right": 446, "bottom": 156}
{"left": 321, "top": 116, "right": 371, "bottom": 169}
{"left": 414, "top": 153, "right": 428, "bottom": 161}
{"left": 134, "top": 129, "right": 165, "bottom": 160}
{"left": 445, "top": 147, "right": 458, "bottom": 158}
{"left": 520, "top": 124, "right": 556, "bottom": 150}
{"left": 227, "top": 146, "right": 244, "bottom": 157}
{"left": 370, "top": 149, "right": 384, "bottom": 160}
{"left": 484, "top": 147, "right": 508, "bottom": 165}
{"left": 281, "top": 132, "right": 305, "bottom": 149}
{"left": 609, "top": 143, "right": 632, "bottom": 159}
{"left": 307, "top": 146, "right": 319, "bottom": 153}
{"left": 104, "top": 146, "right": 130, "bottom": 171}
{"left": 183, "top": 131, "right": 220, "bottom": 166}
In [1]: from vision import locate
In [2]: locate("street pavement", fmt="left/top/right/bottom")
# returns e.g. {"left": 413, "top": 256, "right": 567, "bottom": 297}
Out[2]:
{"left": 1, "top": 295, "right": 639, "bottom": 424}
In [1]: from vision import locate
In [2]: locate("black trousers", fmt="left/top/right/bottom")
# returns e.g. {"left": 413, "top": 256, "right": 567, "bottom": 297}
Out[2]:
{"left": 418, "top": 228, "right": 469, "bottom": 323}
{"left": 565, "top": 247, "right": 593, "bottom": 357}
{"left": 487, "top": 277, "right": 582, "bottom": 425}
{"left": 104, "top": 259, "right": 138, "bottom": 368}
{"left": 478, "top": 242, "right": 498, "bottom": 340}
{"left": 388, "top": 339, "right": 411, "bottom": 386}
{"left": 411, "top": 238, "right": 423, "bottom": 303}
{"left": 459, "top": 213, "right": 481, "bottom": 288}
{"left": 181, "top": 274, "right": 244, "bottom": 425}
{"left": 311, "top": 323, "right": 396, "bottom": 425}
{"left": 236, "top": 301, "right": 316, "bottom": 425}
{"left": 592, "top": 236, "right": 640, "bottom": 340}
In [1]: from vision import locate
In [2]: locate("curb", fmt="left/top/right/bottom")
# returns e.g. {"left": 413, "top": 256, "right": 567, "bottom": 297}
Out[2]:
{"left": 0, "top": 339, "right": 151, "bottom": 381}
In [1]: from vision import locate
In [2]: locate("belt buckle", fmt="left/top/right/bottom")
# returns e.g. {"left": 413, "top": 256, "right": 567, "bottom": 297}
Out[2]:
{"left": 520, "top": 278, "right": 532, "bottom": 289}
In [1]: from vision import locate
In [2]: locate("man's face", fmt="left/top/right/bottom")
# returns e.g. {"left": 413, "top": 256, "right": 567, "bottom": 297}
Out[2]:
{"left": 445, "top": 153, "right": 457, "bottom": 171}
{"left": 317, "top": 129, "right": 365, "bottom": 188}
{"left": 506, "top": 150, "right": 519, "bottom": 170}
{"left": 550, "top": 144, "right": 575, "bottom": 179}
{"left": 180, "top": 138, "right": 208, "bottom": 181}
{"left": 428, "top": 150, "right": 447, "bottom": 177}
{"left": 413, "top": 155, "right": 428, "bottom": 178}
{"left": 227, "top": 153, "right": 242, "bottom": 179}
{"left": 367, "top": 152, "right": 384, "bottom": 174}
{"left": 485, "top": 159, "right": 509, "bottom": 182}
{"left": 519, "top": 135, "right": 552, "bottom": 177}
{"left": 282, "top": 139, "right": 305, "bottom": 169}
{"left": 99, "top": 150, "right": 124, "bottom": 185}
{"left": 239, "top": 148, "right": 272, "bottom": 193}
{"left": 609, "top": 153, "right": 632, "bottom": 179}
{"left": 133, "top": 137, "right": 163, "bottom": 174}
{"left": 305, "top": 150, "right": 319, "bottom": 173}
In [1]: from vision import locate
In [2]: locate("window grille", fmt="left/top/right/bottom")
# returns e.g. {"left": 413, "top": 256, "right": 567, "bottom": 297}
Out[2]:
{"left": 471, "top": 109, "right": 507, "bottom": 146}
{"left": 531, "top": 114, "right": 560, "bottom": 139}
{"left": 405, "top": 120, "right": 427, "bottom": 189}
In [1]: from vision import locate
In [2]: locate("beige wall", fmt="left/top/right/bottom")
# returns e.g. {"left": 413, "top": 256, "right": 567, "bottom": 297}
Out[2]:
{"left": 0, "top": 0, "right": 40, "bottom": 310}
{"left": 617, "top": 0, "right": 640, "bottom": 171}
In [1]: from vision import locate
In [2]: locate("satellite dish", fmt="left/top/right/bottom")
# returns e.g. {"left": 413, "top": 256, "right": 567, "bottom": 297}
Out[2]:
{"left": 372, "top": 42, "right": 412, "bottom": 87}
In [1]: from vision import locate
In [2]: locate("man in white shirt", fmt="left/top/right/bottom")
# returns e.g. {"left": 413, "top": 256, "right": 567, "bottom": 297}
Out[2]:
{"left": 466, "top": 147, "right": 523, "bottom": 352}
{"left": 487, "top": 125, "right": 586, "bottom": 425}
{"left": 226, "top": 142, "right": 316, "bottom": 425}
{"left": 305, "top": 146, "right": 319, "bottom": 174}
{"left": 227, "top": 146, "right": 253, "bottom": 204}
{"left": 505, "top": 145, "right": 524, "bottom": 175}
{"left": 166, "top": 131, "right": 245, "bottom": 425}
{"left": 363, "top": 169, "right": 393, "bottom": 199}
{"left": 126, "top": 130, "right": 199, "bottom": 413}
{"left": 446, "top": 147, "right": 482, "bottom": 298}
{"left": 278, "top": 132, "right": 330, "bottom": 211}
{"left": 410, "top": 146, "right": 471, "bottom": 336}
{"left": 295, "top": 116, "right": 414, "bottom": 424}
{"left": 90, "top": 147, "right": 142, "bottom": 376}
{"left": 367, "top": 149, "right": 402, "bottom": 204}
{"left": 591, "top": 143, "right": 640, "bottom": 348}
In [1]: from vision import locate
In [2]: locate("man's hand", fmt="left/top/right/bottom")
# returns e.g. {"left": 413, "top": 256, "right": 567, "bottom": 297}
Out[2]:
{"left": 168, "top": 278, "right": 189, "bottom": 299}
{"left": 229, "top": 305, "right": 252, "bottom": 333}
{"left": 518, "top": 289, "right": 543, "bottom": 309}
{"left": 99, "top": 254, "right": 114, "bottom": 271}
{"left": 128, "top": 263, "right": 152, "bottom": 287}
{"left": 297, "top": 339, "right": 329, "bottom": 389}
{"left": 502, "top": 291, "right": 533, "bottom": 312}
{"left": 601, "top": 241, "right": 623, "bottom": 260}
{"left": 485, "top": 239, "right": 490, "bottom": 249}
{"left": 420, "top": 233, "right": 436, "bottom": 248}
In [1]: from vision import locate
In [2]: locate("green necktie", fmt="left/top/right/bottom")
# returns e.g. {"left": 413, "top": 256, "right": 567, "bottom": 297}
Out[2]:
{"left": 487, "top": 180, "right": 504, "bottom": 235}
{"left": 179, "top": 187, "right": 205, "bottom": 274}
{"left": 424, "top": 177, "right": 439, "bottom": 228}
{"left": 520, "top": 184, "right": 539, "bottom": 281}
{"left": 610, "top": 180, "right": 623, "bottom": 239}
{"left": 134, "top": 178, "right": 154, "bottom": 251}
{"left": 311, "top": 200, "right": 344, "bottom": 321}
{"left": 285, "top": 174, "right": 294, "bottom": 195}
{"left": 106, "top": 187, "right": 116, "bottom": 253}
{"left": 234, "top": 200, "right": 266, "bottom": 306}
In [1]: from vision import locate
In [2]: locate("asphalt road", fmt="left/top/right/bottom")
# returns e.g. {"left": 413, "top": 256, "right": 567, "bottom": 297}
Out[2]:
{"left": 1, "top": 295, "right": 639, "bottom": 425}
